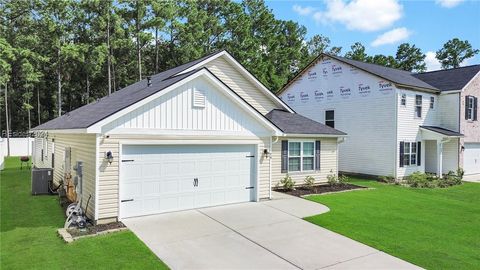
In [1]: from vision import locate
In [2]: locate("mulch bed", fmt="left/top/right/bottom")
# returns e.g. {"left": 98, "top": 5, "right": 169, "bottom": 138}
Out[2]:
{"left": 275, "top": 183, "right": 366, "bottom": 197}
{"left": 67, "top": 222, "right": 126, "bottom": 238}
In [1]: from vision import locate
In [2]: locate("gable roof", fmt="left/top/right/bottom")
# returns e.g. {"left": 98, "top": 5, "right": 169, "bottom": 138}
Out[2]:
{"left": 33, "top": 50, "right": 297, "bottom": 132}
{"left": 32, "top": 68, "right": 203, "bottom": 131}
{"left": 412, "top": 65, "right": 480, "bottom": 91}
{"left": 278, "top": 53, "right": 439, "bottom": 95}
{"left": 265, "top": 109, "right": 346, "bottom": 136}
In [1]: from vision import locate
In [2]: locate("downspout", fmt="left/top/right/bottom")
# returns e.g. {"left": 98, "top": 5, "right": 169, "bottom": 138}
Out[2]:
{"left": 337, "top": 137, "right": 346, "bottom": 177}
{"left": 94, "top": 134, "right": 100, "bottom": 223}
{"left": 394, "top": 90, "right": 399, "bottom": 180}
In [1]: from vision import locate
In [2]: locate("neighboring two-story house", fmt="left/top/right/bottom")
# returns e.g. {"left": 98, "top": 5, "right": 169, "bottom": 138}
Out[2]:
{"left": 279, "top": 54, "right": 479, "bottom": 179}
{"left": 414, "top": 66, "right": 480, "bottom": 177}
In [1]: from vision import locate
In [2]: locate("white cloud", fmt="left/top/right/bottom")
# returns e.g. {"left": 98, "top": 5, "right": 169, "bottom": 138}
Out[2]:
{"left": 293, "top": 5, "right": 316, "bottom": 16}
{"left": 371, "top": 27, "right": 411, "bottom": 47}
{"left": 436, "top": 0, "right": 464, "bottom": 8}
{"left": 313, "top": 0, "right": 403, "bottom": 32}
{"left": 425, "top": 51, "right": 442, "bottom": 71}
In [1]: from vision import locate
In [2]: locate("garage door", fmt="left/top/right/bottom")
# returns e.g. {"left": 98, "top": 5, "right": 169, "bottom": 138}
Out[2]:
{"left": 464, "top": 143, "right": 480, "bottom": 175}
{"left": 120, "top": 145, "right": 256, "bottom": 218}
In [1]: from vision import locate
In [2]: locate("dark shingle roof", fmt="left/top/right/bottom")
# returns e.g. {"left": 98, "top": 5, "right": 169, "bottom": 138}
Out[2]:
{"left": 420, "top": 126, "right": 464, "bottom": 137}
{"left": 265, "top": 109, "right": 346, "bottom": 136}
{"left": 413, "top": 65, "right": 480, "bottom": 91}
{"left": 328, "top": 54, "right": 439, "bottom": 91}
{"left": 32, "top": 51, "right": 224, "bottom": 130}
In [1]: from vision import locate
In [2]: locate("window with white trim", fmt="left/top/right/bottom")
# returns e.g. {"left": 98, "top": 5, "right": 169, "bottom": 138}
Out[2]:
{"left": 467, "top": 95, "right": 475, "bottom": 120}
{"left": 430, "top": 96, "right": 435, "bottom": 109}
{"left": 415, "top": 95, "right": 422, "bottom": 118}
{"left": 403, "top": 142, "right": 417, "bottom": 166}
{"left": 288, "top": 141, "right": 315, "bottom": 172}
{"left": 325, "top": 110, "right": 334, "bottom": 128}
{"left": 401, "top": 94, "right": 406, "bottom": 106}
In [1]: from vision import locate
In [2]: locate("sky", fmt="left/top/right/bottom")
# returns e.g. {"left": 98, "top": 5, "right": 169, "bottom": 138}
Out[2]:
{"left": 265, "top": 0, "right": 480, "bottom": 71}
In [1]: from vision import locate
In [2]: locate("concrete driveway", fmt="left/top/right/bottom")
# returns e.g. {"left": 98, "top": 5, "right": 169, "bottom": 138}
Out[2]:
{"left": 123, "top": 192, "right": 422, "bottom": 270}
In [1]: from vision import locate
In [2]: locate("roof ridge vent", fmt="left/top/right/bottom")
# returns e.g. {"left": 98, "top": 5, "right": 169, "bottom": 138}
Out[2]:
{"left": 147, "top": 76, "right": 152, "bottom": 87}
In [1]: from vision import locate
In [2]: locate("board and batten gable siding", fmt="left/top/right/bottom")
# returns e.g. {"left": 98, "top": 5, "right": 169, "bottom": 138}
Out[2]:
{"left": 102, "top": 76, "right": 267, "bottom": 136}
{"left": 204, "top": 57, "right": 279, "bottom": 115}
{"left": 50, "top": 133, "right": 96, "bottom": 219}
{"left": 271, "top": 137, "right": 338, "bottom": 186}
{"left": 280, "top": 56, "right": 397, "bottom": 176}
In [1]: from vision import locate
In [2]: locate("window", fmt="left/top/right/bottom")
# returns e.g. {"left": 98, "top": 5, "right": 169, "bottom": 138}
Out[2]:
{"left": 325, "top": 110, "right": 334, "bottom": 128}
{"left": 401, "top": 94, "right": 406, "bottom": 106}
{"left": 288, "top": 141, "right": 315, "bottom": 172}
{"left": 403, "top": 142, "right": 417, "bottom": 166}
{"left": 466, "top": 95, "right": 475, "bottom": 120}
{"left": 415, "top": 95, "right": 422, "bottom": 118}
{"left": 430, "top": 97, "right": 435, "bottom": 109}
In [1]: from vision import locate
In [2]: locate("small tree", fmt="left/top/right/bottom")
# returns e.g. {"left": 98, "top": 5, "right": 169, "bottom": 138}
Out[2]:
{"left": 436, "top": 38, "right": 479, "bottom": 69}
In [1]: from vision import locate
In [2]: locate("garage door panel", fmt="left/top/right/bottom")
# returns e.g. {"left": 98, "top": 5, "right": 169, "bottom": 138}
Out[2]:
{"left": 120, "top": 144, "right": 256, "bottom": 218}
{"left": 464, "top": 143, "right": 480, "bottom": 175}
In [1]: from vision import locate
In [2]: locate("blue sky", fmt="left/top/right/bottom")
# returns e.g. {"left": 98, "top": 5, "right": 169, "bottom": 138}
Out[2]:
{"left": 265, "top": 0, "right": 480, "bottom": 71}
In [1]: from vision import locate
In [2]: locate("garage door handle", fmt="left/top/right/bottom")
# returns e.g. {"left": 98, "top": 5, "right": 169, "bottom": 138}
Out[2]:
{"left": 193, "top": 178, "right": 198, "bottom": 187}
{"left": 245, "top": 186, "right": 254, "bottom": 189}
{"left": 121, "top": 199, "right": 134, "bottom": 202}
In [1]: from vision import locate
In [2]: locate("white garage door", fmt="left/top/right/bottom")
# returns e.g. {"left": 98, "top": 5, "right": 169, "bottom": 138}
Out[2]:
{"left": 120, "top": 144, "right": 256, "bottom": 218}
{"left": 464, "top": 143, "right": 480, "bottom": 175}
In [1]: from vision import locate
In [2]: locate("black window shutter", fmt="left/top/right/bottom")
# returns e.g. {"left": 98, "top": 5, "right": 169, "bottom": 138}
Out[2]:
{"left": 281, "top": 140, "right": 288, "bottom": 173}
{"left": 315, "top": 140, "right": 321, "bottom": 170}
{"left": 399, "top": 141, "right": 404, "bottom": 167}
{"left": 417, "top": 141, "right": 421, "bottom": 166}
{"left": 465, "top": 96, "right": 470, "bottom": 120}
{"left": 474, "top": 97, "right": 478, "bottom": 121}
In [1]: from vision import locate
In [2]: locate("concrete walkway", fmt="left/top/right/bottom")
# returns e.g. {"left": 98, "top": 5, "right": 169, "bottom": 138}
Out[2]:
{"left": 123, "top": 193, "right": 422, "bottom": 270}
{"left": 463, "top": 174, "right": 480, "bottom": 183}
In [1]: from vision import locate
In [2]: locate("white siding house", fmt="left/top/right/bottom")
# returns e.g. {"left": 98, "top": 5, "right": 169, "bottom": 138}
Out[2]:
{"left": 31, "top": 51, "right": 346, "bottom": 223}
{"left": 280, "top": 54, "right": 468, "bottom": 179}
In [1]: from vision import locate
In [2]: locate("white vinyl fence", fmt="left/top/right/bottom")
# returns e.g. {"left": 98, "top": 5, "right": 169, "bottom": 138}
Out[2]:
{"left": 0, "top": 138, "right": 34, "bottom": 170}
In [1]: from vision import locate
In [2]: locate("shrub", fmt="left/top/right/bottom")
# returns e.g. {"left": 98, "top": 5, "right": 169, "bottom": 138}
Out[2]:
{"left": 438, "top": 171, "right": 462, "bottom": 187}
{"left": 304, "top": 176, "right": 315, "bottom": 190}
{"left": 405, "top": 171, "right": 462, "bottom": 188}
{"left": 406, "top": 172, "right": 436, "bottom": 188}
{"left": 456, "top": 167, "right": 465, "bottom": 179}
{"left": 280, "top": 174, "right": 295, "bottom": 191}
{"left": 338, "top": 175, "right": 349, "bottom": 186}
{"left": 380, "top": 175, "right": 396, "bottom": 184}
{"left": 327, "top": 173, "right": 337, "bottom": 186}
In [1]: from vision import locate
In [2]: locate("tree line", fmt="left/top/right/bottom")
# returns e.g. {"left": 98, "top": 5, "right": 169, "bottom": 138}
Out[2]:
{"left": 1, "top": 0, "right": 478, "bottom": 133}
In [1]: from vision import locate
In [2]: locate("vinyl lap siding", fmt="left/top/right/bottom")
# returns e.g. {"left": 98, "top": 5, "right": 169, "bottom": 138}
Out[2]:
{"left": 51, "top": 133, "right": 96, "bottom": 219}
{"left": 438, "top": 93, "right": 460, "bottom": 131}
{"left": 32, "top": 137, "right": 53, "bottom": 168}
{"left": 205, "top": 57, "right": 278, "bottom": 115}
{"left": 271, "top": 137, "right": 338, "bottom": 187}
{"left": 98, "top": 137, "right": 120, "bottom": 220}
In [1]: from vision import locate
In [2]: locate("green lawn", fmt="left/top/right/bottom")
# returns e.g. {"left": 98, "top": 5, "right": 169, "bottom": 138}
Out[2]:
{"left": 0, "top": 157, "right": 168, "bottom": 270}
{"left": 305, "top": 178, "right": 480, "bottom": 270}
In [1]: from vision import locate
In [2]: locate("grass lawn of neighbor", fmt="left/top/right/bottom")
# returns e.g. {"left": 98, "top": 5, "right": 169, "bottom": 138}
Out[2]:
{"left": 305, "top": 178, "right": 480, "bottom": 270}
{"left": 0, "top": 157, "right": 169, "bottom": 270}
